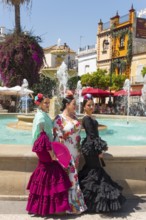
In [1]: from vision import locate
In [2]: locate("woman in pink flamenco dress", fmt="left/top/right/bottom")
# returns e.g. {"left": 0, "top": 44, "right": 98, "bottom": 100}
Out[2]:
{"left": 26, "top": 93, "right": 71, "bottom": 217}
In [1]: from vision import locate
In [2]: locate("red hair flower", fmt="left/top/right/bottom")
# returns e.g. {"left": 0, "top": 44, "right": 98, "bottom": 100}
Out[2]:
{"left": 34, "top": 93, "right": 44, "bottom": 105}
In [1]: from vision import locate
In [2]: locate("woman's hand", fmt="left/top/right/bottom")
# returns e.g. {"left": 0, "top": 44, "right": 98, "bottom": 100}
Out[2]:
{"left": 99, "top": 153, "right": 103, "bottom": 158}
{"left": 59, "top": 138, "right": 64, "bottom": 144}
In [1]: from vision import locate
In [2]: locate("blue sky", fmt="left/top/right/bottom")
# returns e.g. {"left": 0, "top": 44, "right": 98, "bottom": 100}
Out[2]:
{"left": 0, "top": 0, "right": 146, "bottom": 52}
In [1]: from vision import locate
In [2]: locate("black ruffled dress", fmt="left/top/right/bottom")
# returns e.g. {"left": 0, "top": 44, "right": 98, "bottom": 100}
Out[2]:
{"left": 78, "top": 116, "right": 126, "bottom": 213}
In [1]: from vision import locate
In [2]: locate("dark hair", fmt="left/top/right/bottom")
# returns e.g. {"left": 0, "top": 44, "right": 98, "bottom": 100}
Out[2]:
{"left": 82, "top": 93, "right": 93, "bottom": 108}
{"left": 60, "top": 95, "right": 74, "bottom": 111}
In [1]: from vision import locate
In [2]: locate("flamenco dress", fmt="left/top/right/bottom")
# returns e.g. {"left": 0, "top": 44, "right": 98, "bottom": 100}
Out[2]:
{"left": 53, "top": 114, "right": 87, "bottom": 213}
{"left": 78, "top": 116, "right": 126, "bottom": 213}
{"left": 26, "top": 109, "right": 72, "bottom": 216}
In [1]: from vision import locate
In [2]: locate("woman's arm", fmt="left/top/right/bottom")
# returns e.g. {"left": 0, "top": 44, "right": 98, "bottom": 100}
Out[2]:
{"left": 82, "top": 116, "right": 97, "bottom": 139}
{"left": 49, "top": 149, "right": 57, "bottom": 160}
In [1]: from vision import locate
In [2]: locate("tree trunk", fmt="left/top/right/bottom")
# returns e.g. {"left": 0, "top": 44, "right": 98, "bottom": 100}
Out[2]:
{"left": 15, "top": 4, "right": 21, "bottom": 34}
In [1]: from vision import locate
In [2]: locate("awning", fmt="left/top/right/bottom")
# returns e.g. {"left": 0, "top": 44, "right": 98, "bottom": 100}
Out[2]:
{"left": 82, "top": 87, "right": 111, "bottom": 97}
{"left": 114, "top": 90, "right": 142, "bottom": 96}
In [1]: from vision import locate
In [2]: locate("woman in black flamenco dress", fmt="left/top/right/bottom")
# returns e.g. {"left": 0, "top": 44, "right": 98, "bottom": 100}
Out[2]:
{"left": 78, "top": 94, "right": 126, "bottom": 213}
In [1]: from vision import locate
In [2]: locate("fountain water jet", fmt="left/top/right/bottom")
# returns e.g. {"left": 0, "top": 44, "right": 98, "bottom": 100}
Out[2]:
{"left": 123, "top": 79, "right": 130, "bottom": 124}
{"left": 56, "top": 61, "right": 68, "bottom": 98}
{"left": 75, "top": 80, "right": 82, "bottom": 114}
{"left": 141, "top": 75, "right": 146, "bottom": 114}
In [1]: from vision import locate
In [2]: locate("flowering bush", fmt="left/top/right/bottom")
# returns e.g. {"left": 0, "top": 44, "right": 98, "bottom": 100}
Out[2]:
{"left": 0, "top": 33, "right": 44, "bottom": 87}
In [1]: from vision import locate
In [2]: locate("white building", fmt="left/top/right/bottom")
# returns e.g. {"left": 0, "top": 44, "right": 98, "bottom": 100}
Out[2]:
{"left": 77, "top": 44, "right": 97, "bottom": 76}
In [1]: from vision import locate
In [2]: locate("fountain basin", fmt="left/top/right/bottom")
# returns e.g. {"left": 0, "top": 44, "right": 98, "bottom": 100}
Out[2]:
{"left": 7, "top": 114, "right": 34, "bottom": 130}
{"left": 1, "top": 114, "right": 146, "bottom": 197}
{"left": 7, "top": 114, "right": 107, "bottom": 131}
{"left": 0, "top": 144, "right": 146, "bottom": 197}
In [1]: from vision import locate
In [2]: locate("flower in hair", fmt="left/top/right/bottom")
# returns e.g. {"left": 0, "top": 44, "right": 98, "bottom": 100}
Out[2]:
{"left": 83, "top": 93, "right": 92, "bottom": 100}
{"left": 34, "top": 93, "right": 44, "bottom": 105}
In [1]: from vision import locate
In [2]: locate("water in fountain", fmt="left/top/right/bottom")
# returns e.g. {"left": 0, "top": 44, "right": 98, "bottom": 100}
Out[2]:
{"left": 56, "top": 61, "right": 69, "bottom": 98}
{"left": 49, "top": 61, "right": 69, "bottom": 119}
{"left": 140, "top": 74, "right": 146, "bottom": 115}
{"left": 75, "top": 80, "right": 82, "bottom": 114}
{"left": 123, "top": 78, "right": 130, "bottom": 124}
{"left": 129, "top": 75, "right": 146, "bottom": 116}
{"left": 20, "top": 79, "right": 31, "bottom": 114}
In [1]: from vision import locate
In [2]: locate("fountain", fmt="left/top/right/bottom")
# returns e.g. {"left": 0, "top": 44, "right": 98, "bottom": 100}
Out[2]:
{"left": 1, "top": 66, "right": 146, "bottom": 197}
{"left": 48, "top": 61, "right": 69, "bottom": 120}
{"left": 123, "top": 78, "right": 131, "bottom": 124}
{"left": 75, "top": 80, "right": 82, "bottom": 114}
{"left": 129, "top": 75, "right": 146, "bottom": 116}
{"left": 20, "top": 79, "right": 29, "bottom": 114}
{"left": 56, "top": 61, "right": 69, "bottom": 98}
{"left": 140, "top": 74, "right": 146, "bottom": 114}
{"left": 7, "top": 79, "right": 34, "bottom": 130}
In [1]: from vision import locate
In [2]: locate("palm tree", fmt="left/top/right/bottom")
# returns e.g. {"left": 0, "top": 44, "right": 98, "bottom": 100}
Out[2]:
{"left": 2, "top": 0, "right": 31, "bottom": 34}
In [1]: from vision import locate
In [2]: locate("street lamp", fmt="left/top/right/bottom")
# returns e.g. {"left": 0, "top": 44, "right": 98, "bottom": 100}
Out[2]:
{"left": 116, "top": 59, "right": 121, "bottom": 74}
{"left": 104, "top": 39, "right": 113, "bottom": 106}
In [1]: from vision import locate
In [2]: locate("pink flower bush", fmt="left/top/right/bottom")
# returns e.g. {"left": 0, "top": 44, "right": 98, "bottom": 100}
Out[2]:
{"left": 0, "top": 33, "right": 44, "bottom": 87}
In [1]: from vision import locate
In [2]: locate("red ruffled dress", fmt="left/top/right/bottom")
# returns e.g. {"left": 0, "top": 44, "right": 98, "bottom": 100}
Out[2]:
{"left": 26, "top": 131, "right": 72, "bottom": 216}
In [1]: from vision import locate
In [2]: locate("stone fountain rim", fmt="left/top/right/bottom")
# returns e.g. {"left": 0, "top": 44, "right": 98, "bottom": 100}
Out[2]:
{"left": 1, "top": 112, "right": 146, "bottom": 121}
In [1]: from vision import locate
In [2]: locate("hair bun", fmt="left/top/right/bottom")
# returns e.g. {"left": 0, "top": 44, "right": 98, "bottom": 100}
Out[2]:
{"left": 65, "top": 90, "right": 74, "bottom": 98}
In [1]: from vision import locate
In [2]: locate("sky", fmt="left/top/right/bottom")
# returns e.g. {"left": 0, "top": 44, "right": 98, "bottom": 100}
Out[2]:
{"left": 0, "top": 0, "right": 146, "bottom": 52}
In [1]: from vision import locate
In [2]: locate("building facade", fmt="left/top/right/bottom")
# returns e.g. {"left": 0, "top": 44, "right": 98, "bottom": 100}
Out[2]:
{"left": 77, "top": 44, "right": 97, "bottom": 76}
{"left": 97, "top": 5, "right": 146, "bottom": 90}
{"left": 42, "top": 41, "right": 77, "bottom": 79}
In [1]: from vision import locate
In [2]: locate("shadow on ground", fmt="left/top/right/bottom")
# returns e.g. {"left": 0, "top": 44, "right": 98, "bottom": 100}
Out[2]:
{"left": 41, "top": 195, "right": 146, "bottom": 219}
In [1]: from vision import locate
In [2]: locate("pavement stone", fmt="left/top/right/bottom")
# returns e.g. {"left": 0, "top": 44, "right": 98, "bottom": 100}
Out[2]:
{"left": 0, "top": 195, "right": 146, "bottom": 220}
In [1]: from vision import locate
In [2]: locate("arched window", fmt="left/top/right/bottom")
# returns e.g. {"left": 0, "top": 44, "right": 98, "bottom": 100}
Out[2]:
{"left": 102, "top": 40, "right": 109, "bottom": 52}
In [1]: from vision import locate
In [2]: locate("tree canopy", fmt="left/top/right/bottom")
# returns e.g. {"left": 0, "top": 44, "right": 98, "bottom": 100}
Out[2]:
{"left": 80, "top": 68, "right": 126, "bottom": 91}
{"left": 141, "top": 66, "right": 146, "bottom": 77}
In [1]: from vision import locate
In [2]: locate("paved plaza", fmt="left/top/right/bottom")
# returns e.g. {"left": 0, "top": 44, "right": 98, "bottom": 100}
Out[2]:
{"left": 0, "top": 195, "right": 146, "bottom": 220}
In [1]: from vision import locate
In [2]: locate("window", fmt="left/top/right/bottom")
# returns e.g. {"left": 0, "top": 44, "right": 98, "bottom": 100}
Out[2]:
{"left": 102, "top": 40, "right": 109, "bottom": 51}
{"left": 119, "top": 37, "right": 125, "bottom": 48}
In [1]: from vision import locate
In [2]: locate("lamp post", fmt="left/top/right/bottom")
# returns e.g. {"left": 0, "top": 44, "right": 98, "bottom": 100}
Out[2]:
{"left": 108, "top": 61, "right": 113, "bottom": 107}
{"left": 116, "top": 59, "right": 121, "bottom": 75}
{"left": 104, "top": 39, "right": 113, "bottom": 106}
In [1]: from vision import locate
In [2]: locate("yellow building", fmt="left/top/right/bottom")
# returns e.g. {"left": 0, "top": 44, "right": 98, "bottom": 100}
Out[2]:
{"left": 41, "top": 42, "right": 77, "bottom": 79}
{"left": 97, "top": 5, "right": 146, "bottom": 90}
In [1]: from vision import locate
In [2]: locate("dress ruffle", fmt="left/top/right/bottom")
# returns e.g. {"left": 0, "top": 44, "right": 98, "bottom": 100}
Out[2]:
{"left": 27, "top": 161, "right": 71, "bottom": 195}
{"left": 26, "top": 161, "right": 72, "bottom": 215}
{"left": 79, "top": 167, "right": 126, "bottom": 212}
{"left": 32, "top": 131, "right": 52, "bottom": 152}
{"left": 81, "top": 137, "right": 108, "bottom": 156}
{"left": 26, "top": 192, "right": 70, "bottom": 215}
